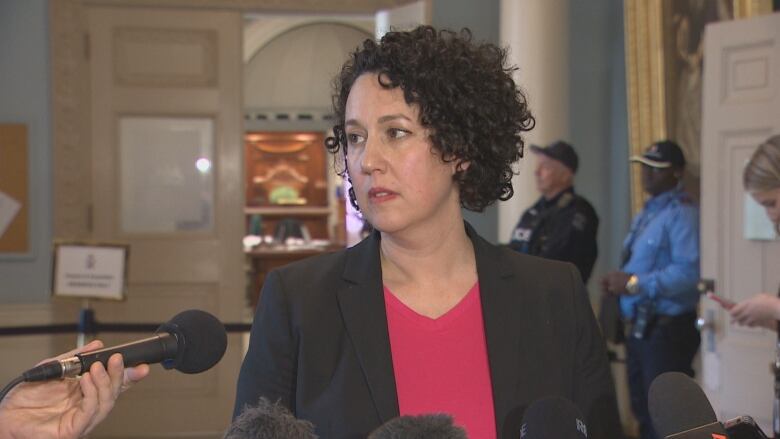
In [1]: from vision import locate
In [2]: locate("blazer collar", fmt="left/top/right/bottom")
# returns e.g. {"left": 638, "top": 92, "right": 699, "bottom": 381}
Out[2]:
{"left": 340, "top": 222, "right": 513, "bottom": 282}
{"left": 336, "top": 223, "right": 523, "bottom": 430}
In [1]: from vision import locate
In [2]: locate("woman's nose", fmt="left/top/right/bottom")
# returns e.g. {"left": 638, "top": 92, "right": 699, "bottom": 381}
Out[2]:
{"left": 359, "top": 137, "right": 386, "bottom": 174}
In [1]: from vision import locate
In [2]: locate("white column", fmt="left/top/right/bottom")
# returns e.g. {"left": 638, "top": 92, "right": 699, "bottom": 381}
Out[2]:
{"left": 498, "top": 0, "right": 570, "bottom": 241}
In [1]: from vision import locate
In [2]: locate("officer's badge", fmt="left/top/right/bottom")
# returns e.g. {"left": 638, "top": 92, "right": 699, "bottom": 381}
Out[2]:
{"left": 512, "top": 228, "right": 532, "bottom": 242}
{"left": 572, "top": 213, "right": 587, "bottom": 231}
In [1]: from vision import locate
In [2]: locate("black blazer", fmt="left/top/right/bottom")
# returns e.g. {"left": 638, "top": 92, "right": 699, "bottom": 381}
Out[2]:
{"left": 234, "top": 223, "right": 622, "bottom": 439}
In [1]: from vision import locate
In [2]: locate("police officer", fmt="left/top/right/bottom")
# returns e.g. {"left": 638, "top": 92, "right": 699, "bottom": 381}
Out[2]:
{"left": 601, "top": 140, "right": 700, "bottom": 439}
{"left": 508, "top": 140, "right": 599, "bottom": 282}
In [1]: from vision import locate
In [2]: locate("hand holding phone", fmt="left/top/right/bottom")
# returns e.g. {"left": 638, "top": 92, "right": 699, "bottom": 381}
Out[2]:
{"left": 706, "top": 292, "right": 735, "bottom": 310}
{"left": 698, "top": 278, "right": 735, "bottom": 310}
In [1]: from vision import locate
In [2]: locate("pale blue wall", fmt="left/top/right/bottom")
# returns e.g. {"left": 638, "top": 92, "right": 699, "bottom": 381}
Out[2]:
{"left": 431, "top": 0, "right": 501, "bottom": 243}
{"left": 569, "top": 0, "right": 631, "bottom": 280}
{"left": 0, "top": 0, "right": 52, "bottom": 303}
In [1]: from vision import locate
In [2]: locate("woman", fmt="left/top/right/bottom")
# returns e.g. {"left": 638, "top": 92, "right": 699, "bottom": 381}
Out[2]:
{"left": 234, "top": 26, "right": 621, "bottom": 439}
{"left": 730, "top": 135, "right": 780, "bottom": 330}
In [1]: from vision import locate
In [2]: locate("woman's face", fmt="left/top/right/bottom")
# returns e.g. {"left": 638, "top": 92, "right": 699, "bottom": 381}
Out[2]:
{"left": 751, "top": 187, "right": 780, "bottom": 225}
{"left": 344, "top": 73, "right": 461, "bottom": 235}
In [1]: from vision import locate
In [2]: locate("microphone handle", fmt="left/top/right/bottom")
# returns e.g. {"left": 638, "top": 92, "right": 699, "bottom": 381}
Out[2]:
{"left": 75, "top": 333, "right": 179, "bottom": 376}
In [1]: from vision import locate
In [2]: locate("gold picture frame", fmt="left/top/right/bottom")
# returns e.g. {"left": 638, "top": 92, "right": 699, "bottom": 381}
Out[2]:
{"left": 624, "top": 0, "right": 772, "bottom": 213}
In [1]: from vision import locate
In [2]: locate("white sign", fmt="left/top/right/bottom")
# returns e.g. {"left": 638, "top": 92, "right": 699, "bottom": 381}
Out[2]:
{"left": 53, "top": 244, "right": 128, "bottom": 300}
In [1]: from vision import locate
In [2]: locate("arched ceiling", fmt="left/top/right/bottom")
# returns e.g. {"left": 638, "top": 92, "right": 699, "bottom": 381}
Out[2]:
{"left": 244, "top": 22, "right": 372, "bottom": 110}
{"left": 244, "top": 15, "right": 374, "bottom": 63}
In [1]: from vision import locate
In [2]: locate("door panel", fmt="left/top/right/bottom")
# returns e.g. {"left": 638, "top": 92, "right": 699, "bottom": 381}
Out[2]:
{"left": 86, "top": 6, "right": 243, "bottom": 438}
{"left": 700, "top": 12, "right": 780, "bottom": 432}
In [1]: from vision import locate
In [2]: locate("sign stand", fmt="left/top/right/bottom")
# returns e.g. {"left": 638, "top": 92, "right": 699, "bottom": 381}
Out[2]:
{"left": 51, "top": 242, "right": 129, "bottom": 347}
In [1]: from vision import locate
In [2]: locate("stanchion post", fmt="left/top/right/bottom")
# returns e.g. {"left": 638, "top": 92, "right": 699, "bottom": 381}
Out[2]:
{"left": 76, "top": 299, "right": 95, "bottom": 348}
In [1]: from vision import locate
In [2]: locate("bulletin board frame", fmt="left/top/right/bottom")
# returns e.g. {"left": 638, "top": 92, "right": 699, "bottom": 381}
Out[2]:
{"left": 0, "top": 123, "right": 30, "bottom": 256}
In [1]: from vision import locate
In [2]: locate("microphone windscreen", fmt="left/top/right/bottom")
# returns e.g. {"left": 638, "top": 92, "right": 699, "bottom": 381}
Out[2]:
{"left": 368, "top": 414, "right": 468, "bottom": 439}
{"left": 158, "top": 309, "right": 227, "bottom": 374}
{"left": 648, "top": 372, "right": 718, "bottom": 438}
{"left": 520, "top": 396, "right": 588, "bottom": 438}
{"left": 226, "top": 397, "right": 316, "bottom": 439}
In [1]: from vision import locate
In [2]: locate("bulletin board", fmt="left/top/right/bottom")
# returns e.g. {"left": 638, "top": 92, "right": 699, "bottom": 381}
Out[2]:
{"left": 0, "top": 124, "right": 29, "bottom": 253}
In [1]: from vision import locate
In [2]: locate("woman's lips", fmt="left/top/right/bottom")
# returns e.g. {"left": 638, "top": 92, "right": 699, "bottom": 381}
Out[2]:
{"left": 368, "top": 187, "right": 398, "bottom": 203}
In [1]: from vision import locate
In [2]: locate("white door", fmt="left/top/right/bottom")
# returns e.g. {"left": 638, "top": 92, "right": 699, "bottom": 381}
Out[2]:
{"left": 700, "top": 12, "right": 780, "bottom": 433}
{"left": 85, "top": 6, "right": 244, "bottom": 438}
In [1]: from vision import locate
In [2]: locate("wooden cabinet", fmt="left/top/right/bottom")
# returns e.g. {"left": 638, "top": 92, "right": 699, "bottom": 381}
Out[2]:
{"left": 244, "top": 131, "right": 331, "bottom": 239}
{"left": 245, "top": 131, "right": 328, "bottom": 207}
{"left": 243, "top": 131, "right": 345, "bottom": 307}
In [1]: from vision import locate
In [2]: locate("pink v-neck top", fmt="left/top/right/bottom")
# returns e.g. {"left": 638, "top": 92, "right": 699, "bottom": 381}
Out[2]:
{"left": 384, "top": 282, "right": 497, "bottom": 439}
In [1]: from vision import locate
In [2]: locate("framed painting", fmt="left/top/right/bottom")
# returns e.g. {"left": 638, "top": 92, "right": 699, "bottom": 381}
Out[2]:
{"left": 624, "top": 0, "right": 773, "bottom": 212}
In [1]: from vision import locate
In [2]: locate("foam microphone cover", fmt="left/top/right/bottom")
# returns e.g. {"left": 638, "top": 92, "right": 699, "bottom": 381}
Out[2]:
{"left": 157, "top": 309, "right": 227, "bottom": 374}
{"left": 648, "top": 372, "right": 718, "bottom": 438}
{"left": 520, "top": 396, "right": 588, "bottom": 438}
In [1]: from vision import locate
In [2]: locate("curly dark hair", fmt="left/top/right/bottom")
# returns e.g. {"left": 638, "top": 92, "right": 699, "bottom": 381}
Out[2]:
{"left": 325, "top": 25, "right": 534, "bottom": 212}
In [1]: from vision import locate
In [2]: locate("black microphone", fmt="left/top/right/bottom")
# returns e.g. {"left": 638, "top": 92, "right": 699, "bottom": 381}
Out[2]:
{"left": 648, "top": 371, "right": 730, "bottom": 438}
{"left": 226, "top": 397, "right": 317, "bottom": 439}
{"left": 21, "top": 309, "right": 227, "bottom": 382}
{"left": 520, "top": 396, "right": 588, "bottom": 438}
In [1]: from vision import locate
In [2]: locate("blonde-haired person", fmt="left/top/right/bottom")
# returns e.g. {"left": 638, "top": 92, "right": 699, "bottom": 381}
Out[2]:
{"left": 730, "top": 135, "right": 780, "bottom": 330}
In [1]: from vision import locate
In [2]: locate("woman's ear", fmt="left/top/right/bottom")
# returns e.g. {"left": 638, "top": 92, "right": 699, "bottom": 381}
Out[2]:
{"left": 454, "top": 159, "right": 470, "bottom": 174}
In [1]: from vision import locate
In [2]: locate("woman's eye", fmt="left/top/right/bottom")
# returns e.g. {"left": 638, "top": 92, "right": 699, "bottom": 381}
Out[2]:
{"left": 387, "top": 128, "right": 409, "bottom": 139}
{"left": 347, "top": 133, "right": 365, "bottom": 145}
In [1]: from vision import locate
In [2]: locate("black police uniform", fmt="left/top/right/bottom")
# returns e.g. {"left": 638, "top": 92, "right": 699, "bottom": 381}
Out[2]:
{"left": 508, "top": 187, "right": 599, "bottom": 282}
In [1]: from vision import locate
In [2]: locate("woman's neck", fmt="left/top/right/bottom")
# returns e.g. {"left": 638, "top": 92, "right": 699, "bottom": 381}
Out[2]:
{"left": 379, "top": 218, "right": 475, "bottom": 288}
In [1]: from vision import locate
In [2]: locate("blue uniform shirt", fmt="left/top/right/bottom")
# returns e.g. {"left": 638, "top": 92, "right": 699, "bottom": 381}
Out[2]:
{"left": 620, "top": 186, "right": 700, "bottom": 320}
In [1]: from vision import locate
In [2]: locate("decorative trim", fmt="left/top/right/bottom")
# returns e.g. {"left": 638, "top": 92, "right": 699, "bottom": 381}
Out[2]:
{"left": 113, "top": 27, "right": 218, "bottom": 87}
{"left": 51, "top": 0, "right": 92, "bottom": 239}
{"left": 624, "top": 0, "right": 666, "bottom": 214}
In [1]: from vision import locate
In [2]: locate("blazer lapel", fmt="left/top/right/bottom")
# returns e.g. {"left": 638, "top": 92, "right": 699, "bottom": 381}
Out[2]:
{"left": 336, "top": 232, "right": 399, "bottom": 424}
{"left": 468, "top": 224, "right": 527, "bottom": 433}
